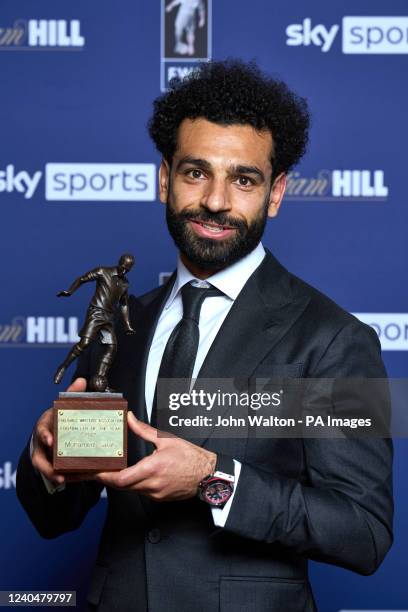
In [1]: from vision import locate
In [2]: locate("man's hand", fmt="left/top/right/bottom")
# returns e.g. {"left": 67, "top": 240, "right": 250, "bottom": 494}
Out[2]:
{"left": 92, "top": 413, "right": 217, "bottom": 502}
{"left": 31, "top": 377, "right": 93, "bottom": 485}
{"left": 56, "top": 290, "right": 71, "bottom": 297}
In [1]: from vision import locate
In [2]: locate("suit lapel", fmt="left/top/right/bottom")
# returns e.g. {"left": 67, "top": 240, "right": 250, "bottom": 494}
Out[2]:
{"left": 193, "top": 250, "right": 310, "bottom": 446}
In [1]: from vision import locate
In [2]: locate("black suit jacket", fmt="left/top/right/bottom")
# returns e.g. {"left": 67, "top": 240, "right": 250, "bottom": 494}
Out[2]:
{"left": 17, "top": 249, "right": 393, "bottom": 612}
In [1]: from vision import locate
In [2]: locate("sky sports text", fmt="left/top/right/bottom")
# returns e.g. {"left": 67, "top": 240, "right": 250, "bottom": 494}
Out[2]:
{"left": 286, "top": 16, "right": 408, "bottom": 54}
{"left": 0, "top": 164, "right": 156, "bottom": 201}
{"left": 45, "top": 164, "right": 156, "bottom": 201}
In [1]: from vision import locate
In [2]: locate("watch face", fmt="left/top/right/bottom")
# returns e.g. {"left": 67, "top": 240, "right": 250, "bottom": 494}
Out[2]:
{"left": 204, "top": 480, "right": 233, "bottom": 506}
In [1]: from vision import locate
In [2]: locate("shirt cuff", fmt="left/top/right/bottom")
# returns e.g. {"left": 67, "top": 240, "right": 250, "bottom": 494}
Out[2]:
{"left": 29, "top": 433, "right": 66, "bottom": 495}
{"left": 211, "top": 459, "right": 242, "bottom": 527}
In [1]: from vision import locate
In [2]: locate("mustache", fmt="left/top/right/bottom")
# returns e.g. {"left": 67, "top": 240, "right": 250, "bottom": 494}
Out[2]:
{"left": 179, "top": 208, "right": 248, "bottom": 231}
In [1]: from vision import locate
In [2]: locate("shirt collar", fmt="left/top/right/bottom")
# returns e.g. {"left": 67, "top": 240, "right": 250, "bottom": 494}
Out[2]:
{"left": 165, "top": 242, "right": 266, "bottom": 309}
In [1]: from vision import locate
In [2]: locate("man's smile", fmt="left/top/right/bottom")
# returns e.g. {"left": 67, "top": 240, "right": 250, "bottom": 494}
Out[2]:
{"left": 188, "top": 219, "right": 237, "bottom": 240}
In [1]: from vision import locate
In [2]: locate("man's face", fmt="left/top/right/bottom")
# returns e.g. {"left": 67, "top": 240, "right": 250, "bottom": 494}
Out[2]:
{"left": 159, "top": 118, "right": 286, "bottom": 274}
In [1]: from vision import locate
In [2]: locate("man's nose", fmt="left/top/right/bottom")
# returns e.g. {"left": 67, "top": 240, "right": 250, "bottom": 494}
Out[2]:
{"left": 200, "top": 177, "right": 231, "bottom": 213}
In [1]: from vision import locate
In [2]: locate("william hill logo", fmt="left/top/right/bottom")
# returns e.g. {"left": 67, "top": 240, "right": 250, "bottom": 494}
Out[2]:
{"left": 286, "top": 169, "right": 388, "bottom": 201}
{"left": 0, "top": 317, "right": 79, "bottom": 346}
{"left": 0, "top": 19, "right": 84, "bottom": 50}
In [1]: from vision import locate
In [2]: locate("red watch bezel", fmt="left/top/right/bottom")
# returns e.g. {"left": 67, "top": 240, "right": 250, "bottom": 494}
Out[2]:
{"left": 199, "top": 475, "right": 234, "bottom": 507}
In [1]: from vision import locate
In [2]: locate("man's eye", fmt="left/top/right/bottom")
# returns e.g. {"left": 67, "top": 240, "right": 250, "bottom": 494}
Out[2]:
{"left": 235, "top": 176, "right": 254, "bottom": 187}
{"left": 188, "top": 169, "right": 204, "bottom": 179}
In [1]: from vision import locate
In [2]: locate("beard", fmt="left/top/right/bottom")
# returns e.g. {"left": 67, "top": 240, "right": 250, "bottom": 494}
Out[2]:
{"left": 165, "top": 194, "right": 269, "bottom": 273}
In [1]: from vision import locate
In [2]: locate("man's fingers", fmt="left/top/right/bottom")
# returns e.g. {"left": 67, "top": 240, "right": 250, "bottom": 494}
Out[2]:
{"left": 35, "top": 408, "right": 54, "bottom": 447}
{"left": 66, "top": 377, "right": 87, "bottom": 392}
{"left": 32, "top": 450, "right": 64, "bottom": 484}
{"left": 64, "top": 472, "right": 97, "bottom": 483}
{"left": 33, "top": 377, "right": 86, "bottom": 452}
{"left": 94, "top": 454, "right": 158, "bottom": 489}
{"left": 37, "top": 424, "right": 53, "bottom": 447}
{"left": 127, "top": 412, "right": 159, "bottom": 445}
{"left": 31, "top": 379, "right": 86, "bottom": 486}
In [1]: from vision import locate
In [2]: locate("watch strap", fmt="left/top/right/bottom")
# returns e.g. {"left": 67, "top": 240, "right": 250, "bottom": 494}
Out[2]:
{"left": 214, "top": 454, "right": 235, "bottom": 482}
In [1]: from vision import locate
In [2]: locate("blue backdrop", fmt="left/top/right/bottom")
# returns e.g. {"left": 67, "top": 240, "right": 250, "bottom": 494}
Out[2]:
{"left": 1, "top": 1, "right": 407, "bottom": 610}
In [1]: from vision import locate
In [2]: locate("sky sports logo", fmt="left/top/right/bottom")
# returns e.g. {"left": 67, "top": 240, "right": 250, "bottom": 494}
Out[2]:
{"left": 0, "top": 163, "right": 156, "bottom": 201}
{"left": 286, "top": 16, "right": 408, "bottom": 54}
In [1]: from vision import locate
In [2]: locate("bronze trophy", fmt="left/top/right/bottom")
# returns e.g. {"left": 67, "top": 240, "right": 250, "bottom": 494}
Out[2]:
{"left": 52, "top": 254, "right": 136, "bottom": 472}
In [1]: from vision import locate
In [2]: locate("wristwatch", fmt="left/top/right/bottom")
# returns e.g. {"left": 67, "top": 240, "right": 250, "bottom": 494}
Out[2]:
{"left": 198, "top": 454, "right": 235, "bottom": 508}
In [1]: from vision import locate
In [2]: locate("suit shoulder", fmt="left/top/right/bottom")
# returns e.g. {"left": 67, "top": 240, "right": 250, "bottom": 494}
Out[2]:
{"left": 289, "top": 272, "right": 369, "bottom": 334}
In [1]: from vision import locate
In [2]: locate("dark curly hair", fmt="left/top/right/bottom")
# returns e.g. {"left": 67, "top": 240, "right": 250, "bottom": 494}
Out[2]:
{"left": 148, "top": 59, "right": 310, "bottom": 181}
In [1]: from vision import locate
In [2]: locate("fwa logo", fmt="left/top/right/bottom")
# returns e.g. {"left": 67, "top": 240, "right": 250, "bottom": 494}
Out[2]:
{"left": 0, "top": 19, "right": 84, "bottom": 50}
{"left": 286, "top": 16, "right": 408, "bottom": 54}
{"left": 0, "top": 163, "right": 156, "bottom": 201}
{"left": 286, "top": 169, "right": 388, "bottom": 202}
{"left": 161, "top": 0, "right": 212, "bottom": 90}
{"left": 0, "top": 317, "right": 79, "bottom": 347}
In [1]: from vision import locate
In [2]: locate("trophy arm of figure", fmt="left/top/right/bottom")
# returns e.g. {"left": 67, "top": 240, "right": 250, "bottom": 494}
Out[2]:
{"left": 56, "top": 278, "right": 81, "bottom": 297}
{"left": 120, "top": 291, "right": 136, "bottom": 334}
{"left": 57, "top": 268, "right": 100, "bottom": 297}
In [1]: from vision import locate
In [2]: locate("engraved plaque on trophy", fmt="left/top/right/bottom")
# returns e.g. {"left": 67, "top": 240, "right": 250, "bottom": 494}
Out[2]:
{"left": 52, "top": 254, "right": 136, "bottom": 472}
{"left": 53, "top": 393, "right": 127, "bottom": 472}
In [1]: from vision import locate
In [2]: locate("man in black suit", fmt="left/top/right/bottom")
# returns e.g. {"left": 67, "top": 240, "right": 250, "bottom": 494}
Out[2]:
{"left": 17, "top": 60, "right": 393, "bottom": 612}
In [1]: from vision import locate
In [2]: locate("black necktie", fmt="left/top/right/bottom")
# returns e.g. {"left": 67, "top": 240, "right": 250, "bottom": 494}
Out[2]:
{"left": 151, "top": 282, "right": 222, "bottom": 427}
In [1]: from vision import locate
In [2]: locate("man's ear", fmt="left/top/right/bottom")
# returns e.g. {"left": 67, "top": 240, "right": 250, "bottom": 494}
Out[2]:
{"left": 159, "top": 159, "right": 170, "bottom": 204}
{"left": 267, "top": 172, "right": 286, "bottom": 218}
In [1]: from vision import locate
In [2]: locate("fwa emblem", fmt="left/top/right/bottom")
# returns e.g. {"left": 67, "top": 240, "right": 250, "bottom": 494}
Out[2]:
{"left": 161, "top": 0, "right": 212, "bottom": 91}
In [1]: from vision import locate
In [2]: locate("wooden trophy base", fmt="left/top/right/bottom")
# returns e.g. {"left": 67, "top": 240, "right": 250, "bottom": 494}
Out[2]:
{"left": 53, "top": 392, "right": 128, "bottom": 473}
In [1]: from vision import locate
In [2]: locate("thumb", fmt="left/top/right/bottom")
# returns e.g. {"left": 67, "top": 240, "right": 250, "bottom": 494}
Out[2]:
{"left": 127, "top": 412, "right": 159, "bottom": 445}
{"left": 66, "top": 377, "right": 87, "bottom": 392}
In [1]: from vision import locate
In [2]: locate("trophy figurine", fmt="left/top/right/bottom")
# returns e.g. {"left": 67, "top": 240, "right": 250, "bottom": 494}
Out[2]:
{"left": 52, "top": 254, "right": 136, "bottom": 472}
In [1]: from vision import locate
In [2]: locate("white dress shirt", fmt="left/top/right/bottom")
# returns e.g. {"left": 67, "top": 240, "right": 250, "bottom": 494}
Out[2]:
{"left": 146, "top": 242, "right": 266, "bottom": 525}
